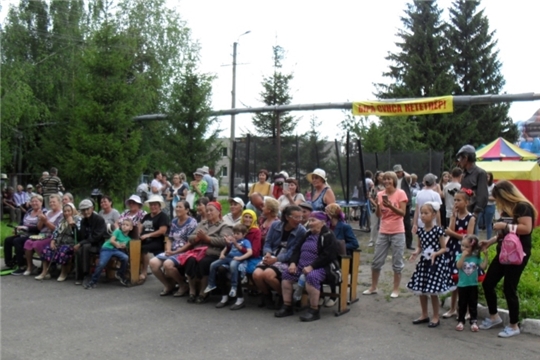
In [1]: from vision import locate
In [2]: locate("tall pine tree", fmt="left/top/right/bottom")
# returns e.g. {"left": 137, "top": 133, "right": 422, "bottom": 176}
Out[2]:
{"left": 448, "top": 0, "right": 517, "bottom": 144}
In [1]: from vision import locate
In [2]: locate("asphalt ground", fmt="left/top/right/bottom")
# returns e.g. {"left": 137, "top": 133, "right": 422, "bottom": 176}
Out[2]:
{"left": 1, "top": 230, "right": 539, "bottom": 360}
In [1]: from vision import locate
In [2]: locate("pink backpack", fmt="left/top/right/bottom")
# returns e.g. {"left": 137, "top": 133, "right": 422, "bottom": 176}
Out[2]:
{"left": 499, "top": 225, "right": 526, "bottom": 265}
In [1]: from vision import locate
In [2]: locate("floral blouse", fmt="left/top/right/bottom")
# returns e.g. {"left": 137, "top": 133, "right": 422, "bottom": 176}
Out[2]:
{"left": 118, "top": 209, "right": 147, "bottom": 227}
{"left": 168, "top": 216, "right": 198, "bottom": 252}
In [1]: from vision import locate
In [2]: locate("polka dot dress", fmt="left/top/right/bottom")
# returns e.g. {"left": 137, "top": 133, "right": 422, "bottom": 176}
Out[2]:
{"left": 407, "top": 226, "right": 455, "bottom": 295}
{"left": 447, "top": 213, "right": 472, "bottom": 280}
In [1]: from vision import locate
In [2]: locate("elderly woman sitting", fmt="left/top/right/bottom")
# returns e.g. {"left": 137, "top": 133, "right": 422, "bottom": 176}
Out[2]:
{"left": 116, "top": 195, "right": 147, "bottom": 230}
{"left": 258, "top": 197, "right": 280, "bottom": 241}
{"left": 325, "top": 203, "right": 359, "bottom": 255}
{"left": 223, "top": 197, "right": 245, "bottom": 226}
{"left": 181, "top": 201, "right": 233, "bottom": 304}
{"left": 275, "top": 211, "right": 339, "bottom": 322}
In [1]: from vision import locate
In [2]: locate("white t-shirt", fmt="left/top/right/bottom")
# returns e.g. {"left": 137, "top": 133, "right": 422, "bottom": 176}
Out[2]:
{"left": 443, "top": 182, "right": 461, "bottom": 215}
{"left": 150, "top": 179, "right": 163, "bottom": 194}
{"left": 415, "top": 189, "right": 442, "bottom": 227}
{"left": 277, "top": 193, "right": 306, "bottom": 211}
{"left": 487, "top": 183, "right": 495, "bottom": 205}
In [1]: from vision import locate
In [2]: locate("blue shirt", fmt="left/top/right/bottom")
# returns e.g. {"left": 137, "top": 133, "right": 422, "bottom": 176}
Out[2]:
{"left": 332, "top": 221, "right": 359, "bottom": 254}
{"left": 203, "top": 174, "right": 214, "bottom": 193}
{"left": 227, "top": 239, "right": 252, "bottom": 258}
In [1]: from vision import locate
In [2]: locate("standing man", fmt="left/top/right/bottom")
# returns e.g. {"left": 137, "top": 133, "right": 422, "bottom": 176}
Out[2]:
{"left": 393, "top": 164, "right": 414, "bottom": 250}
{"left": 150, "top": 171, "right": 163, "bottom": 194}
{"left": 455, "top": 145, "right": 488, "bottom": 226}
{"left": 201, "top": 166, "right": 215, "bottom": 201}
{"left": 40, "top": 167, "right": 64, "bottom": 208}
{"left": 75, "top": 199, "right": 107, "bottom": 285}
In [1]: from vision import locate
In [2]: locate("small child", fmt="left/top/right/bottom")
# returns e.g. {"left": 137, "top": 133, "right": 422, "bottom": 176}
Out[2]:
{"left": 407, "top": 202, "right": 455, "bottom": 328}
{"left": 455, "top": 234, "right": 488, "bottom": 332}
{"left": 204, "top": 223, "right": 252, "bottom": 298}
{"left": 84, "top": 219, "right": 133, "bottom": 289}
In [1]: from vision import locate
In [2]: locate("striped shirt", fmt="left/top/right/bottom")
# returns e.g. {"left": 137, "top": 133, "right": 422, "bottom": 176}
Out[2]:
{"left": 40, "top": 176, "right": 64, "bottom": 196}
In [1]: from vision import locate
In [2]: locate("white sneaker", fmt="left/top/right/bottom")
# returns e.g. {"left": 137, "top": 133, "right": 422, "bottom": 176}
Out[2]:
{"left": 324, "top": 298, "right": 337, "bottom": 307}
{"left": 498, "top": 326, "right": 520, "bottom": 338}
{"left": 368, "top": 241, "right": 374, "bottom": 247}
{"left": 479, "top": 317, "right": 503, "bottom": 330}
{"left": 23, "top": 269, "right": 32, "bottom": 276}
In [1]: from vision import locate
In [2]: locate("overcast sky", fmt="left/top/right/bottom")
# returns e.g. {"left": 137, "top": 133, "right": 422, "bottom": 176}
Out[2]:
{"left": 2, "top": 0, "right": 539, "bottom": 141}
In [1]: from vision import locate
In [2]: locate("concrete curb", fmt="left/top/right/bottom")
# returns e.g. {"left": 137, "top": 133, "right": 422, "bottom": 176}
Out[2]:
{"left": 477, "top": 304, "right": 540, "bottom": 336}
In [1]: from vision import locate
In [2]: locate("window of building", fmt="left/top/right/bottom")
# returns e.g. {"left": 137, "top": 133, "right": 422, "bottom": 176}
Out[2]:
{"left": 221, "top": 147, "right": 228, "bottom": 157}
{"left": 221, "top": 167, "right": 228, "bottom": 177}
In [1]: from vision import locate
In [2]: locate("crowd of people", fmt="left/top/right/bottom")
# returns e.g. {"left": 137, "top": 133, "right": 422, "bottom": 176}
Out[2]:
{"left": 1, "top": 145, "right": 536, "bottom": 332}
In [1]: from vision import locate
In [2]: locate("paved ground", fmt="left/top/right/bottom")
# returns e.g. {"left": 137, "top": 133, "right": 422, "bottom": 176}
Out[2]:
{"left": 1, "top": 230, "right": 539, "bottom": 360}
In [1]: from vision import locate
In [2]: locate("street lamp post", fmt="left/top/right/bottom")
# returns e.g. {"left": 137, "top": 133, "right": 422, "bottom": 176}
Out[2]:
{"left": 229, "top": 30, "right": 250, "bottom": 196}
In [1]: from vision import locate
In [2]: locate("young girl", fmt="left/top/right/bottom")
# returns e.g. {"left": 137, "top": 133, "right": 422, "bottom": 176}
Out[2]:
{"left": 443, "top": 189, "right": 476, "bottom": 318}
{"left": 456, "top": 235, "right": 488, "bottom": 332}
{"left": 407, "top": 202, "right": 454, "bottom": 328}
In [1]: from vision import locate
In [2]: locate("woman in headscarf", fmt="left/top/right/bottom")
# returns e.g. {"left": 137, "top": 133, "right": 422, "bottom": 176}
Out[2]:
{"left": 182, "top": 201, "right": 233, "bottom": 304}
{"left": 215, "top": 209, "right": 262, "bottom": 310}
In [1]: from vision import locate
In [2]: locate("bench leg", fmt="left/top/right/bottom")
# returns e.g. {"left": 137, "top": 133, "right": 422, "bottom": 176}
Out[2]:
{"left": 335, "top": 257, "right": 351, "bottom": 317}
{"left": 349, "top": 250, "right": 360, "bottom": 305}
{"left": 129, "top": 240, "right": 141, "bottom": 285}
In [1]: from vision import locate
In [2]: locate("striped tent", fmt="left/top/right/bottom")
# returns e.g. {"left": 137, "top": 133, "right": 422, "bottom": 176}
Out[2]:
{"left": 476, "top": 137, "right": 538, "bottom": 161}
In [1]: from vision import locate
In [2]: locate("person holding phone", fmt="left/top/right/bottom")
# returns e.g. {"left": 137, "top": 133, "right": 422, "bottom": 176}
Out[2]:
{"left": 277, "top": 178, "right": 305, "bottom": 211}
{"left": 363, "top": 171, "right": 408, "bottom": 298}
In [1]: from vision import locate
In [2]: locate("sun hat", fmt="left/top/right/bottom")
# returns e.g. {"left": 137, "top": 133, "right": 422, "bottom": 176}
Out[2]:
{"left": 201, "top": 166, "right": 210, "bottom": 174}
{"left": 79, "top": 199, "right": 94, "bottom": 210}
{"left": 27, "top": 184, "right": 34, "bottom": 189}
{"left": 125, "top": 194, "right": 143, "bottom": 207}
{"left": 393, "top": 164, "right": 404, "bottom": 172}
{"left": 193, "top": 168, "right": 205, "bottom": 176}
{"left": 228, "top": 197, "right": 245, "bottom": 208}
{"left": 306, "top": 168, "right": 327, "bottom": 183}
{"left": 144, "top": 194, "right": 166, "bottom": 209}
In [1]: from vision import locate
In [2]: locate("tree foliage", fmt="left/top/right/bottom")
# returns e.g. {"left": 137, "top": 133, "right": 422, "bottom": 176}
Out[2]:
{"left": 252, "top": 45, "right": 296, "bottom": 138}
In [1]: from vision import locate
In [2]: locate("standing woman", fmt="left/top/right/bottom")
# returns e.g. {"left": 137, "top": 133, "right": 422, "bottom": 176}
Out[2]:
{"left": 149, "top": 200, "right": 197, "bottom": 296}
{"left": 23, "top": 194, "right": 64, "bottom": 275}
{"left": 437, "top": 171, "right": 450, "bottom": 228}
{"left": 36, "top": 203, "right": 81, "bottom": 281}
{"left": 189, "top": 169, "right": 208, "bottom": 208}
{"left": 258, "top": 197, "right": 280, "bottom": 241}
{"left": 248, "top": 169, "right": 271, "bottom": 197}
{"left": 183, "top": 201, "right": 232, "bottom": 304}
{"left": 167, "top": 173, "right": 189, "bottom": 215}
{"left": 277, "top": 178, "right": 305, "bottom": 211}
{"left": 306, "top": 168, "right": 336, "bottom": 211}
{"left": 368, "top": 171, "right": 385, "bottom": 247}
{"left": 363, "top": 171, "right": 408, "bottom": 298}
{"left": 99, "top": 195, "right": 120, "bottom": 235}
{"left": 479, "top": 181, "right": 536, "bottom": 338}
{"left": 138, "top": 195, "right": 170, "bottom": 283}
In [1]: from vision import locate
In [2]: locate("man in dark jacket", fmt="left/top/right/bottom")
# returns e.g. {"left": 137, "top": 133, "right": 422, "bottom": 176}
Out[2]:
{"left": 456, "top": 145, "right": 488, "bottom": 228}
{"left": 75, "top": 199, "right": 107, "bottom": 285}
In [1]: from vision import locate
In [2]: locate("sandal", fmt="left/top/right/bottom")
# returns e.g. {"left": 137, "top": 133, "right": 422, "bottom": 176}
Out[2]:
{"left": 187, "top": 294, "right": 197, "bottom": 303}
{"left": 456, "top": 323, "right": 464, "bottom": 331}
{"left": 471, "top": 322, "right": 479, "bottom": 332}
{"left": 442, "top": 310, "right": 457, "bottom": 319}
{"left": 137, "top": 274, "right": 146, "bottom": 285}
{"left": 173, "top": 285, "right": 189, "bottom": 297}
{"left": 160, "top": 288, "right": 174, "bottom": 296}
{"left": 195, "top": 294, "right": 209, "bottom": 304}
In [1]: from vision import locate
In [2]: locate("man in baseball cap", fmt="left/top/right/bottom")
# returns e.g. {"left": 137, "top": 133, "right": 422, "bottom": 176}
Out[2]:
{"left": 455, "top": 144, "right": 487, "bottom": 221}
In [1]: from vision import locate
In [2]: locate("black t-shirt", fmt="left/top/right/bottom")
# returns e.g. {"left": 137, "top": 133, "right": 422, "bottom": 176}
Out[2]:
{"left": 498, "top": 202, "right": 534, "bottom": 256}
{"left": 140, "top": 211, "right": 170, "bottom": 244}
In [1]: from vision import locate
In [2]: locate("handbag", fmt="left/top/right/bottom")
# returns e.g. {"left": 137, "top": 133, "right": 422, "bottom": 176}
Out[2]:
{"left": 176, "top": 246, "right": 208, "bottom": 266}
{"left": 186, "top": 191, "right": 196, "bottom": 209}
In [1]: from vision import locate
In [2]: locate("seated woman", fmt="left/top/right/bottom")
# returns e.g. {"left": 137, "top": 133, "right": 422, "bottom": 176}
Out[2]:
{"left": 116, "top": 194, "right": 147, "bottom": 230}
{"left": 275, "top": 211, "right": 339, "bottom": 322}
{"left": 149, "top": 200, "right": 197, "bottom": 296}
{"left": 325, "top": 203, "right": 359, "bottom": 255}
{"left": 35, "top": 203, "right": 81, "bottom": 281}
{"left": 258, "top": 197, "right": 280, "bottom": 241}
{"left": 181, "top": 201, "right": 233, "bottom": 304}
{"left": 214, "top": 209, "right": 262, "bottom": 310}
{"left": 194, "top": 197, "right": 210, "bottom": 223}
{"left": 248, "top": 169, "right": 271, "bottom": 197}
{"left": 306, "top": 168, "right": 336, "bottom": 211}
{"left": 5, "top": 195, "right": 44, "bottom": 275}
{"left": 277, "top": 178, "right": 305, "bottom": 211}
{"left": 223, "top": 197, "right": 245, "bottom": 226}
{"left": 62, "top": 192, "right": 74, "bottom": 206}
{"left": 252, "top": 205, "right": 307, "bottom": 309}
{"left": 99, "top": 195, "right": 120, "bottom": 235}
{"left": 138, "top": 195, "right": 170, "bottom": 284}
{"left": 23, "top": 194, "right": 64, "bottom": 275}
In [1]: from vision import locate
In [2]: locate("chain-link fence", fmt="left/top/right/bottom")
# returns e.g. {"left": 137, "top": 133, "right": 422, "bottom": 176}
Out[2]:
{"left": 231, "top": 134, "right": 445, "bottom": 204}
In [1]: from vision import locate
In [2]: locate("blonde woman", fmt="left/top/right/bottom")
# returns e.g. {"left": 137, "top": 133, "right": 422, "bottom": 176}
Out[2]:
{"left": 479, "top": 181, "right": 537, "bottom": 338}
{"left": 258, "top": 197, "right": 280, "bottom": 241}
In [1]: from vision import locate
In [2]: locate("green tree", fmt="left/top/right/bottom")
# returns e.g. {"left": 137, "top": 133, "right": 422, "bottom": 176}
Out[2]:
{"left": 252, "top": 45, "right": 296, "bottom": 138}
{"left": 448, "top": 0, "right": 517, "bottom": 144}
{"left": 375, "top": 0, "right": 458, "bottom": 163}
{"left": 161, "top": 64, "right": 222, "bottom": 174}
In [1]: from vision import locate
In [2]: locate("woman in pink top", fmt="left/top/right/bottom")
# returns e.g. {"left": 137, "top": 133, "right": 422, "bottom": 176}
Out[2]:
{"left": 363, "top": 171, "right": 408, "bottom": 298}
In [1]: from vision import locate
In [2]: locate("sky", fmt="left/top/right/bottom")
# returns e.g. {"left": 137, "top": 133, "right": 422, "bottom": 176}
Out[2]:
{"left": 1, "top": 0, "right": 539, "bottom": 141}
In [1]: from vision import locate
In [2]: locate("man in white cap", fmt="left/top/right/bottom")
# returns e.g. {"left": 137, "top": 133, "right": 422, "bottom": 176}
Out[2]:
{"left": 393, "top": 164, "right": 414, "bottom": 250}
{"left": 75, "top": 199, "right": 107, "bottom": 285}
{"left": 201, "top": 166, "right": 215, "bottom": 201}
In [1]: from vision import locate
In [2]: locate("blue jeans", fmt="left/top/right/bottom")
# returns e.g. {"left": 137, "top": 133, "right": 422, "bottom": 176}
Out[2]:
{"left": 208, "top": 258, "right": 241, "bottom": 288}
{"left": 91, "top": 248, "right": 128, "bottom": 283}
{"left": 482, "top": 204, "right": 496, "bottom": 239}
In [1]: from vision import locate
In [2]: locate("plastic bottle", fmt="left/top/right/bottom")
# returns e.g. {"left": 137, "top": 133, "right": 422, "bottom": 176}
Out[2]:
{"left": 293, "top": 274, "right": 306, "bottom": 301}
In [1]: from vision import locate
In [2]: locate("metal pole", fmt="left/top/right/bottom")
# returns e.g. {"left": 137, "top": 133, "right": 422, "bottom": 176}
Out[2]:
{"left": 346, "top": 132, "right": 350, "bottom": 203}
{"left": 244, "top": 134, "right": 251, "bottom": 204}
{"left": 335, "top": 140, "right": 346, "bottom": 201}
{"left": 276, "top": 111, "right": 281, "bottom": 171}
{"left": 229, "top": 41, "right": 238, "bottom": 196}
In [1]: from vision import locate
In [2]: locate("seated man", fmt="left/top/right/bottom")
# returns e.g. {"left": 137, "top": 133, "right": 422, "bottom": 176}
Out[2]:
{"left": 245, "top": 192, "right": 264, "bottom": 218}
{"left": 14, "top": 184, "right": 30, "bottom": 215}
{"left": 75, "top": 199, "right": 107, "bottom": 285}
{"left": 2, "top": 187, "right": 21, "bottom": 225}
